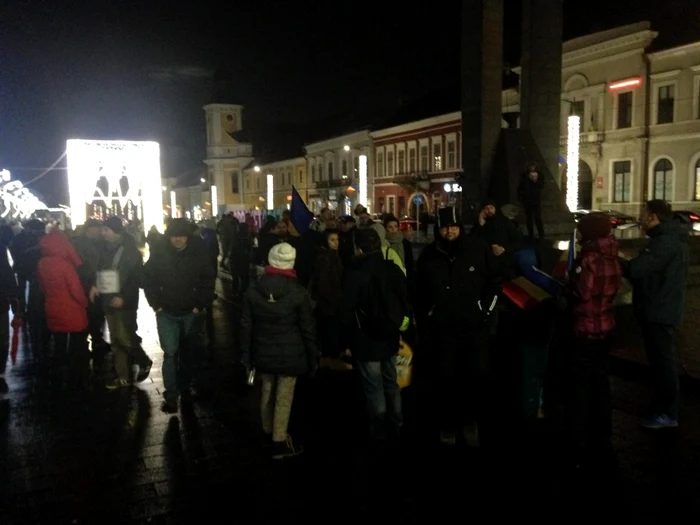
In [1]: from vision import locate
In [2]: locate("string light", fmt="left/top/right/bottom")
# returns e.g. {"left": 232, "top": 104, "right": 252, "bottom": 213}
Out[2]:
{"left": 566, "top": 115, "right": 580, "bottom": 212}
{"left": 359, "top": 155, "right": 368, "bottom": 207}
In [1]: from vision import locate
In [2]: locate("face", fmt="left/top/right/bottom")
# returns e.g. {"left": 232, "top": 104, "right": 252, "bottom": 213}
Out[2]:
{"left": 386, "top": 221, "right": 400, "bottom": 234}
{"left": 641, "top": 208, "right": 660, "bottom": 232}
{"left": 85, "top": 226, "right": 102, "bottom": 240}
{"left": 325, "top": 218, "right": 339, "bottom": 230}
{"left": 327, "top": 233, "right": 339, "bottom": 251}
{"left": 321, "top": 209, "right": 332, "bottom": 222}
{"left": 274, "top": 221, "right": 288, "bottom": 235}
{"left": 439, "top": 225, "right": 460, "bottom": 241}
{"left": 170, "top": 235, "right": 188, "bottom": 250}
{"left": 483, "top": 205, "right": 496, "bottom": 218}
{"left": 101, "top": 227, "right": 118, "bottom": 243}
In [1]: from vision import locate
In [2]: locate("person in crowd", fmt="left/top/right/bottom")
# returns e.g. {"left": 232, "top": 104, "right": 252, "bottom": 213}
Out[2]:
{"left": 72, "top": 219, "right": 109, "bottom": 370}
{"left": 199, "top": 219, "right": 220, "bottom": 360}
{"left": 339, "top": 228, "right": 410, "bottom": 445}
{"left": 310, "top": 228, "right": 343, "bottom": 358}
{"left": 621, "top": 200, "right": 689, "bottom": 429}
{"left": 217, "top": 214, "right": 239, "bottom": 270}
{"left": 37, "top": 231, "right": 89, "bottom": 391}
{"left": 257, "top": 219, "right": 290, "bottom": 266}
{"left": 93, "top": 217, "right": 152, "bottom": 389}
{"left": 354, "top": 204, "right": 373, "bottom": 228}
{"left": 518, "top": 162, "right": 545, "bottom": 240}
{"left": 384, "top": 215, "right": 415, "bottom": 297}
{"left": 0, "top": 239, "right": 19, "bottom": 394}
{"left": 143, "top": 218, "right": 216, "bottom": 413}
{"left": 281, "top": 209, "right": 300, "bottom": 238}
{"left": 146, "top": 225, "right": 165, "bottom": 255}
{"left": 240, "top": 242, "right": 318, "bottom": 459}
{"left": 567, "top": 213, "right": 622, "bottom": 468}
{"left": 415, "top": 206, "right": 500, "bottom": 447}
{"left": 310, "top": 207, "right": 333, "bottom": 232}
{"left": 369, "top": 222, "right": 406, "bottom": 276}
{"left": 338, "top": 216, "right": 358, "bottom": 268}
{"left": 470, "top": 200, "right": 523, "bottom": 280}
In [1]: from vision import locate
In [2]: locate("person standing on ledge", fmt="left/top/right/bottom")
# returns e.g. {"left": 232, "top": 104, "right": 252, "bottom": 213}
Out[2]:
{"left": 518, "top": 162, "right": 545, "bottom": 241}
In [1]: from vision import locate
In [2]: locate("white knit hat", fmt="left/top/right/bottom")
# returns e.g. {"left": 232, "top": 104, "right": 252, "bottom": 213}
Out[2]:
{"left": 268, "top": 242, "right": 296, "bottom": 270}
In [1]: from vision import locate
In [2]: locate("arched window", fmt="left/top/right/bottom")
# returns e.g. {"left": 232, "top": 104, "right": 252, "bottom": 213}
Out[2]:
{"left": 653, "top": 158, "right": 673, "bottom": 201}
{"left": 695, "top": 158, "right": 700, "bottom": 201}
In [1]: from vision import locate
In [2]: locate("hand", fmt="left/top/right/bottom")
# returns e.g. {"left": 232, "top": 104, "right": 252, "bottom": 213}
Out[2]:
{"left": 109, "top": 296, "right": 124, "bottom": 308}
{"left": 478, "top": 210, "right": 487, "bottom": 226}
{"left": 192, "top": 308, "right": 200, "bottom": 314}
{"left": 492, "top": 244, "right": 505, "bottom": 256}
{"left": 89, "top": 286, "right": 99, "bottom": 303}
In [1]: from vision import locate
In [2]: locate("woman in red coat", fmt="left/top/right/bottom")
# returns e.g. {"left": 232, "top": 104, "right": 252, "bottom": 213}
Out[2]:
{"left": 38, "top": 231, "right": 90, "bottom": 390}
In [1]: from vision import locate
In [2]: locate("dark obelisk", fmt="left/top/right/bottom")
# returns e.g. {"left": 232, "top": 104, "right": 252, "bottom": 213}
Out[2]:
{"left": 460, "top": 0, "right": 504, "bottom": 220}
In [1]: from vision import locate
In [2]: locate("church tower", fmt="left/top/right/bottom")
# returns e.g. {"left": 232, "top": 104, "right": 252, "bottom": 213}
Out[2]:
{"left": 203, "top": 103, "right": 254, "bottom": 214}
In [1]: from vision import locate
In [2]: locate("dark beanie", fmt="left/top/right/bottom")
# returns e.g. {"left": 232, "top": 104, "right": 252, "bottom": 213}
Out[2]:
{"left": 437, "top": 207, "right": 461, "bottom": 228}
{"left": 578, "top": 213, "right": 611, "bottom": 242}
{"left": 165, "top": 218, "right": 195, "bottom": 237}
{"left": 84, "top": 219, "right": 103, "bottom": 229}
{"left": 104, "top": 216, "right": 124, "bottom": 234}
{"left": 353, "top": 228, "right": 382, "bottom": 255}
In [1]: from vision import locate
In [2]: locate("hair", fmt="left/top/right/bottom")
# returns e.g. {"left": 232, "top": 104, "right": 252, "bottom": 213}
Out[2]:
{"left": 526, "top": 162, "right": 537, "bottom": 170}
{"left": 646, "top": 199, "right": 673, "bottom": 222}
{"left": 322, "top": 228, "right": 340, "bottom": 248}
{"left": 343, "top": 216, "right": 356, "bottom": 225}
{"left": 352, "top": 228, "right": 381, "bottom": 256}
{"left": 383, "top": 214, "right": 399, "bottom": 227}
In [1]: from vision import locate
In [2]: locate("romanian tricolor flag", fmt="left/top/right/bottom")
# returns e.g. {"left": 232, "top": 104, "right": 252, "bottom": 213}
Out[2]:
{"left": 502, "top": 276, "right": 552, "bottom": 311}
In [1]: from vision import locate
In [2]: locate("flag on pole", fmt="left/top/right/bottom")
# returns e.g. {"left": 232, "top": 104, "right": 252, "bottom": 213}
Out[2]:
{"left": 290, "top": 186, "right": 314, "bottom": 235}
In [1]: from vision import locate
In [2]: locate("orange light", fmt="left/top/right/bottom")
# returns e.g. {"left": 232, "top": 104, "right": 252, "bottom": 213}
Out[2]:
{"left": 609, "top": 78, "right": 641, "bottom": 90}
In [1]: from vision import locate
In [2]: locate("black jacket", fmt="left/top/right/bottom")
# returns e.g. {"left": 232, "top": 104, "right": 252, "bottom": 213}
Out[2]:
{"left": 143, "top": 236, "right": 216, "bottom": 315}
{"left": 470, "top": 213, "right": 523, "bottom": 279}
{"left": 623, "top": 220, "right": 689, "bottom": 327}
{"left": 416, "top": 233, "right": 500, "bottom": 331}
{"left": 338, "top": 253, "right": 408, "bottom": 362}
{"left": 98, "top": 234, "right": 142, "bottom": 311}
{"left": 240, "top": 274, "right": 318, "bottom": 376}
{"left": 72, "top": 236, "right": 104, "bottom": 293}
{"left": 517, "top": 172, "right": 544, "bottom": 207}
{"left": 0, "top": 246, "right": 19, "bottom": 311}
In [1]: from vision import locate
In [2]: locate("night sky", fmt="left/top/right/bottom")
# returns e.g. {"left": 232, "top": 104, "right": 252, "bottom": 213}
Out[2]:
{"left": 1, "top": 0, "right": 697, "bottom": 206}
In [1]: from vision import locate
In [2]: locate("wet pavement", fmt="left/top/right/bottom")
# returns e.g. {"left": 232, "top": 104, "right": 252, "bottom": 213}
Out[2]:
{"left": 2, "top": 293, "right": 700, "bottom": 524}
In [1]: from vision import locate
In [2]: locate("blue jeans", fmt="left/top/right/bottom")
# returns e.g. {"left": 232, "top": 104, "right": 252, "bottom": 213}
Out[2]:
{"left": 356, "top": 357, "right": 402, "bottom": 440}
{"left": 156, "top": 311, "right": 197, "bottom": 399}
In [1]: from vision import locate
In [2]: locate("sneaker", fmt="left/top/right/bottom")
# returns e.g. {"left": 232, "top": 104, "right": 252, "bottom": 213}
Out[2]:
{"left": 0, "top": 377, "right": 8, "bottom": 395}
{"left": 641, "top": 414, "right": 679, "bottom": 429}
{"left": 162, "top": 396, "right": 179, "bottom": 414}
{"left": 136, "top": 359, "right": 153, "bottom": 383}
{"left": 105, "top": 378, "right": 131, "bottom": 390}
{"left": 271, "top": 436, "right": 304, "bottom": 459}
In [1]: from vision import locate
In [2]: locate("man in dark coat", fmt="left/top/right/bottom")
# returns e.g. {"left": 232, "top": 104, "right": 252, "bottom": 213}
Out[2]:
{"left": 621, "top": 200, "right": 689, "bottom": 429}
{"left": 470, "top": 199, "right": 523, "bottom": 280}
{"left": 143, "top": 218, "right": 216, "bottom": 413}
{"left": 416, "top": 206, "right": 500, "bottom": 447}
{"left": 517, "top": 162, "right": 545, "bottom": 240}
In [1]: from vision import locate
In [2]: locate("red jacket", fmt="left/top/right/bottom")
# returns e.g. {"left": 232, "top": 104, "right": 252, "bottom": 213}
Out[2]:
{"left": 38, "top": 232, "right": 88, "bottom": 333}
{"left": 570, "top": 236, "right": 622, "bottom": 339}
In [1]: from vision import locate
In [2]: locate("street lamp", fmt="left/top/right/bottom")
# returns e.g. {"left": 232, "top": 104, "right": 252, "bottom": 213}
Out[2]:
{"left": 254, "top": 166, "right": 261, "bottom": 172}
{"left": 200, "top": 177, "right": 206, "bottom": 183}
{"left": 343, "top": 145, "right": 350, "bottom": 152}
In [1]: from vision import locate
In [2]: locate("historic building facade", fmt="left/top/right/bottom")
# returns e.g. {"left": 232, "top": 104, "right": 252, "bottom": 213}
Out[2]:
{"left": 241, "top": 157, "right": 308, "bottom": 211}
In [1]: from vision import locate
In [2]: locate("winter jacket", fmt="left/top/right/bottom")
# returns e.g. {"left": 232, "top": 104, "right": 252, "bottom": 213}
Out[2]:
{"left": 0, "top": 246, "right": 18, "bottom": 312}
{"left": 37, "top": 232, "right": 88, "bottom": 333}
{"left": 98, "top": 233, "right": 143, "bottom": 312}
{"left": 240, "top": 272, "right": 318, "bottom": 376}
{"left": 311, "top": 248, "right": 343, "bottom": 315}
{"left": 470, "top": 212, "right": 523, "bottom": 279}
{"left": 569, "top": 236, "right": 622, "bottom": 339}
{"left": 72, "top": 236, "right": 104, "bottom": 293}
{"left": 623, "top": 220, "right": 689, "bottom": 327}
{"left": 517, "top": 172, "right": 544, "bottom": 207}
{"left": 416, "top": 232, "right": 500, "bottom": 331}
{"left": 143, "top": 235, "right": 216, "bottom": 315}
{"left": 338, "top": 252, "right": 408, "bottom": 362}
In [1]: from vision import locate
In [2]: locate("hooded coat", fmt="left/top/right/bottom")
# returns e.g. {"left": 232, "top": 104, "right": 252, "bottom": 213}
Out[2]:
{"left": 240, "top": 273, "right": 318, "bottom": 376}
{"left": 37, "top": 232, "right": 88, "bottom": 333}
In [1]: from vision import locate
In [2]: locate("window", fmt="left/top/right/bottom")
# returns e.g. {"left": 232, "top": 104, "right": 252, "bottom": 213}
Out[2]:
{"left": 695, "top": 159, "right": 700, "bottom": 200}
{"left": 328, "top": 162, "right": 334, "bottom": 180}
{"left": 657, "top": 85, "right": 675, "bottom": 124}
{"left": 353, "top": 156, "right": 359, "bottom": 178}
{"left": 376, "top": 152, "right": 384, "bottom": 178}
{"left": 398, "top": 196, "right": 406, "bottom": 216}
{"left": 409, "top": 148, "right": 416, "bottom": 172}
{"left": 342, "top": 160, "right": 348, "bottom": 177}
{"left": 311, "top": 165, "right": 316, "bottom": 183}
{"left": 246, "top": 176, "right": 250, "bottom": 191}
{"left": 398, "top": 150, "right": 405, "bottom": 174}
{"left": 256, "top": 176, "right": 260, "bottom": 190}
{"left": 387, "top": 151, "right": 394, "bottom": 177}
{"left": 433, "top": 143, "right": 442, "bottom": 171}
{"left": 653, "top": 158, "right": 673, "bottom": 200}
{"left": 571, "top": 100, "right": 585, "bottom": 119}
{"left": 231, "top": 171, "right": 239, "bottom": 193}
{"left": 617, "top": 92, "right": 633, "bottom": 129}
{"left": 299, "top": 169, "right": 303, "bottom": 185}
{"left": 318, "top": 163, "right": 323, "bottom": 181}
{"left": 447, "top": 141, "right": 456, "bottom": 169}
{"left": 420, "top": 146, "right": 429, "bottom": 171}
{"left": 613, "top": 160, "right": 631, "bottom": 203}
{"left": 387, "top": 196, "right": 395, "bottom": 216}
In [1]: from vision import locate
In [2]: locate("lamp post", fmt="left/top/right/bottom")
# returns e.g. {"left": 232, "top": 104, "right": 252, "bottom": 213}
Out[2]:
{"left": 562, "top": 99, "right": 581, "bottom": 212}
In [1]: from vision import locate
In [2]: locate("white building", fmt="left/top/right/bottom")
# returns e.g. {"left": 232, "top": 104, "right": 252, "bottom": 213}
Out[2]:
{"left": 304, "top": 130, "right": 372, "bottom": 215}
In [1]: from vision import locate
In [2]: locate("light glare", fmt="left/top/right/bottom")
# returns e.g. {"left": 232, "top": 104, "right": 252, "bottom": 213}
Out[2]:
{"left": 566, "top": 115, "right": 580, "bottom": 212}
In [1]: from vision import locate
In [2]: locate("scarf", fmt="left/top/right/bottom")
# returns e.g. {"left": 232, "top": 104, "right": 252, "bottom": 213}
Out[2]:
{"left": 264, "top": 266, "right": 297, "bottom": 279}
{"left": 385, "top": 231, "right": 406, "bottom": 265}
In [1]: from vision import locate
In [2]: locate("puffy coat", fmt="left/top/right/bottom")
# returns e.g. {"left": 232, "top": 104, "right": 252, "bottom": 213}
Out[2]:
{"left": 37, "top": 232, "right": 88, "bottom": 333}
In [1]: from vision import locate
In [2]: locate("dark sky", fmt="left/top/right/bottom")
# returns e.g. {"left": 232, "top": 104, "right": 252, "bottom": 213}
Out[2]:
{"left": 1, "top": 0, "right": 697, "bottom": 205}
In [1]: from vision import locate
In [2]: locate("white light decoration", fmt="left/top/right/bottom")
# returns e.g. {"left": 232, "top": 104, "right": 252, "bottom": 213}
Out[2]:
{"left": 359, "top": 154, "right": 368, "bottom": 207}
{"left": 170, "top": 191, "right": 176, "bottom": 218}
{"left": 0, "top": 171, "right": 48, "bottom": 219}
{"left": 211, "top": 185, "right": 218, "bottom": 216}
{"left": 266, "top": 174, "right": 274, "bottom": 211}
{"left": 66, "top": 140, "right": 163, "bottom": 233}
{"left": 566, "top": 115, "right": 580, "bottom": 212}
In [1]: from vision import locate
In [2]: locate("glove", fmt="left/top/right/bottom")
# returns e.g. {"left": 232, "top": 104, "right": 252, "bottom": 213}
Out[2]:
{"left": 399, "top": 316, "right": 411, "bottom": 332}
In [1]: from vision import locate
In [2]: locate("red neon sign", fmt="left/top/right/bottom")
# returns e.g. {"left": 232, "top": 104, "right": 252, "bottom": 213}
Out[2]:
{"left": 609, "top": 78, "right": 642, "bottom": 90}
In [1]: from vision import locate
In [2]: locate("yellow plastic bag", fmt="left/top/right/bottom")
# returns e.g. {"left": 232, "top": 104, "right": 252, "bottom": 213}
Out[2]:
{"left": 396, "top": 338, "right": 413, "bottom": 389}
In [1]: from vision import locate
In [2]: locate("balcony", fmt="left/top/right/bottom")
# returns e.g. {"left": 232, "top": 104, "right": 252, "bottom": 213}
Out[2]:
{"left": 315, "top": 178, "right": 349, "bottom": 189}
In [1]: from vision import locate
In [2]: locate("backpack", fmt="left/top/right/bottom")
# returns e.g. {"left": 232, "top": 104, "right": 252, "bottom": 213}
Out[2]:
{"left": 357, "top": 250, "right": 410, "bottom": 339}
